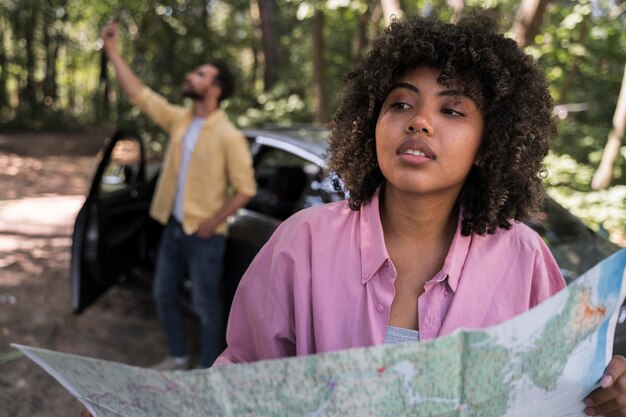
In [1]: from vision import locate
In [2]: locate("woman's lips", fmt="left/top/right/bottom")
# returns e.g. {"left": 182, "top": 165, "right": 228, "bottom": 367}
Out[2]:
{"left": 396, "top": 139, "right": 436, "bottom": 162}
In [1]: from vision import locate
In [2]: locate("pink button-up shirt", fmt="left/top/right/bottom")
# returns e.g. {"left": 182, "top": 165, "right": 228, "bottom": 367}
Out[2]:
{"left": 214, "top": 194, "right": 565, "bottom": 365}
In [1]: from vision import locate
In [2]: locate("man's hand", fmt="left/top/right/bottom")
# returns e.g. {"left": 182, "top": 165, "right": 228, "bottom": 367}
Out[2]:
{"left": 195, "top": 193, "right": 252, "bottom": 239}
{"left": 79, "top": 407, "right": 92, "bottom": 417}
{"left": 101, "top": 19, "right": 119, "bottom": 56}
{"left": 196, "top": 218, "right": 218, "bottom": 239}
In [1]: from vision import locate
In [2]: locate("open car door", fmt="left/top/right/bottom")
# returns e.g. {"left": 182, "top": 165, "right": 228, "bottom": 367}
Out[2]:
{"left": 71, "top": 130, "right": 153, "bottom": 313}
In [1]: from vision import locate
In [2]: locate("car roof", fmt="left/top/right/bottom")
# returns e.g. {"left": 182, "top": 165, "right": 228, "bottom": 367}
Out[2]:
{"left": 244, "top": 126, "right": 329, "bottom": 161}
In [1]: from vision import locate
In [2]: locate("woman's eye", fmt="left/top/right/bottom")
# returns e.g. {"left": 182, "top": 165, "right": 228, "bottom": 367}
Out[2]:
{"left": 442, "top": 108, "right": 464, "bottom": 116}
{"left": 391, "top": 102, "right": 411, "bottom": 110}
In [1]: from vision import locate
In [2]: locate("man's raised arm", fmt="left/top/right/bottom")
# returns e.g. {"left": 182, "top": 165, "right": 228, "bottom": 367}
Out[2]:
{"left": 101, "top": 20, "right": 143, "bottom": 100}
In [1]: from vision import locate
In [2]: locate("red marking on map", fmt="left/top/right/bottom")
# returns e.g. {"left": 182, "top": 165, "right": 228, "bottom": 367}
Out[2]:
{"left": 581, "top": 291, "right": 606, "bottom": 321}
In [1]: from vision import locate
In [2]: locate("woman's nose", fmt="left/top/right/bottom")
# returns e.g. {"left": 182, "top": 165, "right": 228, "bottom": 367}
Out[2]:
{"left": 407, "top": 126, "right": 429, "bottom": 134}
{"left": 405, "top": 108, "right": 434, "bottom": 136}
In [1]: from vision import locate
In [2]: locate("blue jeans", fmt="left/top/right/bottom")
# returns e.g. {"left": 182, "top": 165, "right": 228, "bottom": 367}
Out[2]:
{"left": 153, "top": 217, "right": 226, "bottom": 367}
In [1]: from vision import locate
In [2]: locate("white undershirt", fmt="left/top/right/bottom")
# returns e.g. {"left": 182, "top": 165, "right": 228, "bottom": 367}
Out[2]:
{"left": 173, "top": 117, "right": 205, "bottom": 223}
{"left": 384, "top": 325, "right": 420, "bottom": 345}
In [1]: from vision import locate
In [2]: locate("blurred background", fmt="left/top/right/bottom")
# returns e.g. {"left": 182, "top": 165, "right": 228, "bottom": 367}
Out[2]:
{"left": 0, "top": 0, "right": 625, "bottom": 415}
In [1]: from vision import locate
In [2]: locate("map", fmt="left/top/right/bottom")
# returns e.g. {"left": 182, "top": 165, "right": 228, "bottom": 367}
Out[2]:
{"left": 13, "top": 248, "right": 626, "bottom": 417}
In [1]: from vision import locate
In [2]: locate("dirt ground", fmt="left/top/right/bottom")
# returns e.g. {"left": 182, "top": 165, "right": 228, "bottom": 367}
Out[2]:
{"left": 0, "top": 130, "right": 174, "bottom": 417}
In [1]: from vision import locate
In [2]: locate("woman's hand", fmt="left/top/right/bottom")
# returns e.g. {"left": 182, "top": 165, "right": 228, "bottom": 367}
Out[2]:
{"left": 584, "top": 355, "right": 626, "bottom": 416}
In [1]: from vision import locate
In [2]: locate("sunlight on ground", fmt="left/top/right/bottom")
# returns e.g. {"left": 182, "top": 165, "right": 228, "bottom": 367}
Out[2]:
{"left": 0, "top": 195, "right": 83, "bottom": 286}
{"left": 0, "top": 195, "right": 84, "bottom": 235}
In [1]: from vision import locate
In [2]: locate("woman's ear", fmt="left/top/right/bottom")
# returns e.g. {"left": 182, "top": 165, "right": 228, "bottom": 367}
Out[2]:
{"left": 473, "top": 143, "right": 484, "bottom": 167}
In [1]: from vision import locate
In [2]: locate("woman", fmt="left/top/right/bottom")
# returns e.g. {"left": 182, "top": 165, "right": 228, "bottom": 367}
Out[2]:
{"left": 215, "top": 11, "right": 626, "bottom": 417}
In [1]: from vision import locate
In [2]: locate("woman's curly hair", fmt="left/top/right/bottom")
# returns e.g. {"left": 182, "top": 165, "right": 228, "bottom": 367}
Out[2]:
{"left": 328, "top": 10, "right": 557, "bottom": 236}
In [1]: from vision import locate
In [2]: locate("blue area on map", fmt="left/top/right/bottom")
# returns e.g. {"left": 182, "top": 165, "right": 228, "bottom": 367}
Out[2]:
{"left": 584, "top": 249, "right": 626, "bottom": 387}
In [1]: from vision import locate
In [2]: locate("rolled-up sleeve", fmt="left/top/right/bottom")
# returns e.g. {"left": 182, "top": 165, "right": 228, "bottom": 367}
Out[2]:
{"left": 130, "top": 87, "right": 186, "bottom": 132}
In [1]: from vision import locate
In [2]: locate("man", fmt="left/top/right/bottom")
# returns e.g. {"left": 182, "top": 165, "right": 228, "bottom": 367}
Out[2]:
{"left": 101, "top": 20, "right": 256, "bottom": 369}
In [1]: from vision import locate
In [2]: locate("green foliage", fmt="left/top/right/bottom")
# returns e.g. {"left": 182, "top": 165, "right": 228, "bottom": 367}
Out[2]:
{"left": 544, "top": 152, "right": 626, "bottom": 244}
{"left": 526, "top": 0, "right": 626, "bottom": 244}
{"left": 230, "top": 83, "right": 311, "bottom": 127}
{"left": 531, "top": 0, "right": 625, "bottom": 163}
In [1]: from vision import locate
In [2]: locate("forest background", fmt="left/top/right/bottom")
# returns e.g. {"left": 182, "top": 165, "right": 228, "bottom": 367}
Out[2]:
{"left": 1, "top": 0, "right": 625, "bottom": 244}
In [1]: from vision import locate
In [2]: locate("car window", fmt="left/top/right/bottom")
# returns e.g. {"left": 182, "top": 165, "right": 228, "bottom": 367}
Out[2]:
{"left": 99, "top": 139, "right": 142, "bottom": 194}
{"left": 247, "top": 146, "right": 319, "bottom": 220}
{"left": 296, "top": 171, "right": 346, "bottom": 210}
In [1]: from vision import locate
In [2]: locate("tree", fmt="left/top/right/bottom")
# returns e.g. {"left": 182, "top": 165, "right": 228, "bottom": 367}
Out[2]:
{"left": 380, "top": 0, "right": 401, "bottom": 25}
{"left": 352, "top": 3, "right": 372, "bottom": 64}
{"left": 312, "top": 8, "right": 328, "bottom": 123}
{"left": 256, "top": 0, "right": 279, "bottom": 90}
{"left": 512, "top": 0, "right": 551, "bottom": 47}
{"left": 591, "top": 64, "right": 626, "bottom": 190}
{"left": 0, "top": 13, "right": 8, "bottom": 110}
{"left": 21, "top": 5, "right": 40, "bottom": 112}
{"left": 43, "top": 1, "right": 67, "bottom": 103}
{"left": 447, "top": 0, "right": 465, "bottom": 21}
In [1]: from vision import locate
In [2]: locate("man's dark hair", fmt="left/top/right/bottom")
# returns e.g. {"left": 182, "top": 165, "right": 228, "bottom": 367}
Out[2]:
{"left": 328, "top": 10, "right": 557, "bottom": 236}
{"left": 207, "top": 59, "right": 235, "bottom": 103}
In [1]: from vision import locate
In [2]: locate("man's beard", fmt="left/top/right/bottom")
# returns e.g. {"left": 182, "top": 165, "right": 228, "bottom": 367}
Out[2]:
{"left": 182, "top": 89, "right": 203, "bottom": 101}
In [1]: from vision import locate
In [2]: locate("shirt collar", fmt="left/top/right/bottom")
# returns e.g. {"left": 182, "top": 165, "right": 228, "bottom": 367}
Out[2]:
{"left": 359, "top": 191, "right": 393, "bottom": 285}
{"left": 437, "top": 210, "right": 471, "bottom": 293}
{"left": 184, "top": 108, "right": 225, "bottom": 127}
{"left": 358, "top": 190, "right": 472, "bottom": 290}
{"left": 204, "top": 108, "right": 225, "bottom": 125}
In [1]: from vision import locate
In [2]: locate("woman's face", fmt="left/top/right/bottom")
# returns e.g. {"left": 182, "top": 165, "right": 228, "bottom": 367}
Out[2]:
{"left": 375, "top": 66, "right": 484, "bottom": 200}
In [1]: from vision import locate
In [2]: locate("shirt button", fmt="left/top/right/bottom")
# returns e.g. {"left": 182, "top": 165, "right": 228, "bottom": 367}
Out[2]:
{"left": 444, "top": 290, "right": 449, "bottom": 297}
{"left": 363, "top": 272, "right": 370, "bottom": 279}
{"left": 376, "top": 304, "right": 384, "bottom": 313}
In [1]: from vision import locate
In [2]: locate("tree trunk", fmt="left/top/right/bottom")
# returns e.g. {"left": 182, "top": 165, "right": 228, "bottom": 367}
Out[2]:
{"left": 312, "top": 9, "right": 328, "bottom": 123}
{"left": 380, "top": 0, "right": 402, "bottom": 25}
{"left": 67, "top": 48, "right": 76, "bottom": 113}
{"left": 43, "top": 6, "right": 61, "bottom": 102}
{"left": 353, "top": 5, "right": 371, "bottom": 65}
{"left": 369, "top": 2, "right": 384, "bottom": 40}
{"left": 43, "top": 6, "right": 51, "bottom": 96}
{"left": 99, "top": 50, "right": 110, "bottom": 119}
{"left": 257, "top": 0, "right": 278, "bottom": 90}
{"left": 248, "top": 46, "right": 259, "bottom": 91}
{"left": 23, "top": 6, "right": 39, "bottom": 111}
{"left": 0, "top": 15, "right": 8, "bottom": 109}
{"left": 447, "top": 0, "right": 465, "bottom": 21}
{"left": 591, "top": 64, "right": 626, "bottom": 190}
{"left": 249, "top": 0, "right": 262, "bottom": 91}
{"left": 511, "top": 0, "right": 550, "bottom": 48}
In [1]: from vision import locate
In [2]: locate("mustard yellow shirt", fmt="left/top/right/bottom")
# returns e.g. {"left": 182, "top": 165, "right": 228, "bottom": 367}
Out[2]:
{"left": 131, "top": 87, "right": 257, "bottom": 235}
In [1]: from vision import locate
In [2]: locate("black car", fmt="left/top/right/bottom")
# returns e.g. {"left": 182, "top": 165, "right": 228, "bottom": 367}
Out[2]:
{"left": 71, "top": 127, "right": 626, "bottom": 354}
